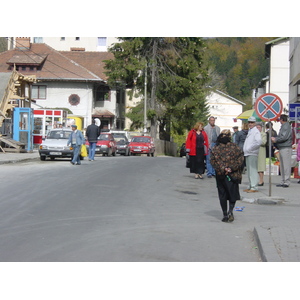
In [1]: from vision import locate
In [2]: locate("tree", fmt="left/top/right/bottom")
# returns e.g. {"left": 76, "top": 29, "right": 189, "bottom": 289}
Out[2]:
{"left": 104, "top": 37, "right": 210, "bottom": 139}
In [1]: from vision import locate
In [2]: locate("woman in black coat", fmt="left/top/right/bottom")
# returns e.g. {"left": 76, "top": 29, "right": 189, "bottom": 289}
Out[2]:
{"left": 210, "top": 130, "right": 244, "bottom": 222}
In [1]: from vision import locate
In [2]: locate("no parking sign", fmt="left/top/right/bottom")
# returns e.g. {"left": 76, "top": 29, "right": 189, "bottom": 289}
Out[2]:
{"left": 254, "top": 93, "right": 283, "bottom": 121}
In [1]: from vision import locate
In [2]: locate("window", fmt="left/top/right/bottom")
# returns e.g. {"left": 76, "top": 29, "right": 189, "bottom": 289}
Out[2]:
{"left": 60, "top": 37, "right": 65, "bottom": 41}
{"left": 69, "top": 94, "right": 80, "bottom": 106}
{"left": 98, "top": 37, "right": 106, "bottom": 46}
{"left": 33, "top": 37, "right": 43, "bottom": 43}
{"left": 32, "top": 85, "right": 46, "bottom": 99}
{"left": 96, "top": 85, "right": 110, "bottom": 101}
{"left": 75, "top": 37, "right": 80, "bottom": 41}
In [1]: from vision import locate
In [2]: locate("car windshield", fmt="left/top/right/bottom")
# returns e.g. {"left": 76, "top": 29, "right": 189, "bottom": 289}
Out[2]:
{"left": 132, "top": 137, "right": 150, "bottom": 143}
{"left": 114, "top": 136, "right": 128, "bottom": 144}
{"left": 98, "top": 134, "right": 111, "bottom": 141}
{"left": 47, "top": 131, "right": 71, "bottom": 139}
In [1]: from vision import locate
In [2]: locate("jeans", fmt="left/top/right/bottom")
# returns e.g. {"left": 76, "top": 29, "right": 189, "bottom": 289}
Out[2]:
{"left": 206, "top": 143, "right": 216, "bottom": 176}
{"left": 88, "top": 142, "right": 96, "bottom": 160}
{"left": 71, "top": 144, "right": 81, "bottom": 164}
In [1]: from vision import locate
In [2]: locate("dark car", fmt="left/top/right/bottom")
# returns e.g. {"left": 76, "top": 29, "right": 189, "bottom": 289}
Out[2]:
{"left": 39, "top": 128, "right": 83, "bottom": 161}
{"left": 179, "top": 143, "right": 186, "bottom": 157}
{"left": 129, "top": 136, "right": 155, "bottom": 156}
{"left": 112, "top": 134, "right": 130, "bottom": 156}
{"left": 86, "top": 133, "right": 117, "bottom": 156}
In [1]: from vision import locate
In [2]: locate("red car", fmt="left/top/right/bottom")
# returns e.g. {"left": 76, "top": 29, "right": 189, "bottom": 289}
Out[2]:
{"left": 129, "top": 136, "right": 155, "bottom": 156}
{"left": 86, "top": 133, "right": 117, "bottom": 156}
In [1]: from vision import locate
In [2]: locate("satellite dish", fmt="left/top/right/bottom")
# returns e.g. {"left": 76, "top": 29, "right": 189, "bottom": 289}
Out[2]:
{"left": 94, "top": 118, "right": 101, "bottom": 127}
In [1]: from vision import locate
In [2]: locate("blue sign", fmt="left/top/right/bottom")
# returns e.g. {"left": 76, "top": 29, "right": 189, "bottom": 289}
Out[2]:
{"left": 289, "top": 103, "right": 300, "bottom": 121}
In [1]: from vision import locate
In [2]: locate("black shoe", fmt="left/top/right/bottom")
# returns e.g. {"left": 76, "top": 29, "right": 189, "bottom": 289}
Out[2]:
{"left": 70, "top": 161, "right": 75, "bottom": 165}
{"left": 228, "top": 212, "right": 234, "bottom": 222}
{"left": 276, "top": 184, "right": 283, "bottom": 187}
{"left": 222, "top": 216, "right": 229, "bottom": 222}
{"left": 298, "top": 180, "right": 300, "bottom": 184}
{"left": 282, "top": 184, "right": 289, "bottom": 188}
{"left": 207, "top": 175, "right": 212, "bottom": 178}
{"left": 258, "top": 182, "right": 264, "bottom": 186}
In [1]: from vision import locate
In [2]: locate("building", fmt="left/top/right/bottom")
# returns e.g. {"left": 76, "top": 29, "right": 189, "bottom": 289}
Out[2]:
{"left": 0, "top": 37, "right": 126, "bottom": 132}
{"left": 206, "top": 89, "right": 246, "bottom": 131}
{"left": 8, "top": 37, "right": 119, "bottom": 52}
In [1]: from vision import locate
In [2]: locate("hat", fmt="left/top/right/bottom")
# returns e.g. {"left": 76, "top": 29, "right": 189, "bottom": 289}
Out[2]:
{"left": 232, "top": 126, "right": 238, "bottom": 129}
{"left": 71, "top": 124, "right": 77, "bottom": 128}
{"left": 248, "top": 116, "right": 256, "bottom": 122}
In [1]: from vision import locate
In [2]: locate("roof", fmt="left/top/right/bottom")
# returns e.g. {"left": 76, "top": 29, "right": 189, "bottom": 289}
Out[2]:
{"left": 0, "top": 43, "right": 114, "bottom": 82}
{"left": 208, "top": 88, "right": 246, "bottom": 106}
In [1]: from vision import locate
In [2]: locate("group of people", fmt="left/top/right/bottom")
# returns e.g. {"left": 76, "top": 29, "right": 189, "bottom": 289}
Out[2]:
{"left": 67, "top": 119, "right": 101, "bottom": 165}
{"left": 185, "top": 114, "right": 296, "bottom": 223}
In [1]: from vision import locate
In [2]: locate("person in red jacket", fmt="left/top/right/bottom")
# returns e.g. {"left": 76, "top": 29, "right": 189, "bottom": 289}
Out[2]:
{"left": 185, "top": 121, "right": 209, "bottom": 179}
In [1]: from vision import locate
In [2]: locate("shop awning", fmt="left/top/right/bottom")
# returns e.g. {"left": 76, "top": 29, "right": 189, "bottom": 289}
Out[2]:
{"left": 92, "top": 109, "right": 115, "bottom": 118}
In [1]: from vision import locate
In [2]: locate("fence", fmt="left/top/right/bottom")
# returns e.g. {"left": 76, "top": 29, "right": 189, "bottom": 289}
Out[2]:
{"left": 154, "top": 139, "right": 178, "bottom": 157}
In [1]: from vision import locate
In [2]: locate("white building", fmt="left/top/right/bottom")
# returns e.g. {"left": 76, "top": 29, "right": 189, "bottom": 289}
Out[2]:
{"left": 8, "top": 37, "right": 120, "bottom": 52}
{"left": 206, "top": 89, "right": 246, "bottom": 131}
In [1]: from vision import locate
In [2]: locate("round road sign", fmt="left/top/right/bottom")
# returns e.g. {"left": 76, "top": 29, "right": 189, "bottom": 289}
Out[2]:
{"left": 254, "top": 93, "right": 283, "bottom": 121}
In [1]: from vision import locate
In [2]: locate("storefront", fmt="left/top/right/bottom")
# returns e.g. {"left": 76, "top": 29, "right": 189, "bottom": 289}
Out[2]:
{"left": 33, "top": 109, "right": 67, "bottom": 144}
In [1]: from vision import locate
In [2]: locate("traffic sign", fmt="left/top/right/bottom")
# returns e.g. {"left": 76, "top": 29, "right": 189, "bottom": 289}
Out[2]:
{"left": 289, "top": 103, "right": 300, "bottom": 121}
{"left": 254, "top": 93, "right": 283, "bottom": 121}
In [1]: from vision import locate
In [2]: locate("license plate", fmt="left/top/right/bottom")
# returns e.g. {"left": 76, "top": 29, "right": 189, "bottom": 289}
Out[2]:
{"left": 50, "top": 152, "right": 62, "bottom": 155}
{"left": 134, "top": 149, "right": 141, "bottom": 151}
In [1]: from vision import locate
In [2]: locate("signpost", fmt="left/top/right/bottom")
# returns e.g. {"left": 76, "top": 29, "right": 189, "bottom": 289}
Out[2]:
{"left": 254, "top": 93, "right": 283, "bottom": 197}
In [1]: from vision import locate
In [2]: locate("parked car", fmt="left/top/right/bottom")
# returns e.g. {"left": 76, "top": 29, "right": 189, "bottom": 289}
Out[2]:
{"left": 39, "top": 128, "right": 83, "bottom": 161}
{"left": 179, "top": 143, "right": 186, "bottom": 157}
{"left": 129, "top": 136, "right": 155, "bottom": 156}
{"left": 112, "top": 134, "right": 130, "bottom": 156}
{"left": 86, "top": 133, "right": 117, "bottom": 156}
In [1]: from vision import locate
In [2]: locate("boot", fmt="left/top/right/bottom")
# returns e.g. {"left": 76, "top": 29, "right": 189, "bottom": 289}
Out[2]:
{"left": 228, "top": 202, "right": 235, "bottom": 222}
{"left": 222, "top": 212, "right": 228, "bottom": 222}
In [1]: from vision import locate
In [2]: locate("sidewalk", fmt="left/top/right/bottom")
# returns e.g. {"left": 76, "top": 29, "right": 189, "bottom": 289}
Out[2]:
{"left": 0, "top": 150, "right": 39, "bottom": 164}
{"left": 240, "top": 175, "right": 300, "bottom": 262}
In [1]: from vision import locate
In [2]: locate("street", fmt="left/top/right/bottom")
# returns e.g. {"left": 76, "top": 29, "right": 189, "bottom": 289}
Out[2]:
{"left": 0, "top": 155, "right": 266, "bottom": 262}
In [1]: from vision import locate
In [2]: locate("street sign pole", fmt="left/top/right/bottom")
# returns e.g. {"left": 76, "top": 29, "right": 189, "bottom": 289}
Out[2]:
{"left": 255, "top": 93, "right": 283, "bottom": 197}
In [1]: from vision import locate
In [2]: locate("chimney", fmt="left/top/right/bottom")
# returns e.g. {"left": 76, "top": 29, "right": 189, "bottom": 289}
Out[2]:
{"left": 15, "top": 37, "right": 31, "bottom": 49}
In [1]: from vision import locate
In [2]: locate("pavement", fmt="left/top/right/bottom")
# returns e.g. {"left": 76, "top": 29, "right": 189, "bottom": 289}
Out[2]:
{"left": 1, "top": 150, "right": 300, "bottom": 262}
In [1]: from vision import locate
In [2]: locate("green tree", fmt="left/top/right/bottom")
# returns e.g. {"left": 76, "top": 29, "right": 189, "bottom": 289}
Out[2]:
{"left": 105, "top": 37, "right": 209, "bottom": 140}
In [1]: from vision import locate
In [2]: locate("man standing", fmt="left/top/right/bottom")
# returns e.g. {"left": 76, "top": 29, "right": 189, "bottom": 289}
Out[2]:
{"left": 204, "top": 116, "right": 220, "bottom": 178}
{"left": 86, "top": 119, "right": 101, "bottom": 161}
{"left": 243, "top": 116, "right": 261, "bottom": 193}
{"left": 271, "top": 114, "right": 292, "bottom": 188}
{"left": 232, "top": 126, "right": 239, "bottom": 143}
{"left": 67, "top": 125, "right": 85, "bottom": 165}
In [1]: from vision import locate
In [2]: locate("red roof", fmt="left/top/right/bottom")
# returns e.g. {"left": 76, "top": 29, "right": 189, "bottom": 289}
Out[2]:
{"left": 0, "top": 43, "right": 114, "bottom": 82}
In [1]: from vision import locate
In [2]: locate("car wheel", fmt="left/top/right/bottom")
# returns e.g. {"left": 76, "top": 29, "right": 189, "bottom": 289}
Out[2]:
{"left": 40, "top": 156, "right": 46, "bottom": 161}
{"left": 147, "top": 153, "right": 150, "bottom": 157}
{"left": 80, "top": 155, "right": 84, "bottom": 160}
{"left": 51, "top": 157, "right": 55, "bottom": 161}
{"left": 112, "top": 150, "right": 116, "bottom": 156}
{"left": 151, "top": 152, "right": 154, "bottom": 157}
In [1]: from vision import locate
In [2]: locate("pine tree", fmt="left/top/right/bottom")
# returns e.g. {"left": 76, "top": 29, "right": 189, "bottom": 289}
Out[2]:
{"left": 104, "top": 37, "right": 210, "bottom": 139}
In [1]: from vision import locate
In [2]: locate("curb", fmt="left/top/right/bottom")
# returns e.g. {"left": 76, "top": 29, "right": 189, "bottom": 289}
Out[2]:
{"left": 242, "top": 196, "right": 285, "bottom": 205}
{"left": 253, "top": 226, "right": 282, "bottom": 262}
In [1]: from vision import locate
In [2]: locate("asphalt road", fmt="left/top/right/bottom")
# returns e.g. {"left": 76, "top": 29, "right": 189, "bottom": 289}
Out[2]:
{"left": 0, "top": 155, "right": 262, "bottom": 262}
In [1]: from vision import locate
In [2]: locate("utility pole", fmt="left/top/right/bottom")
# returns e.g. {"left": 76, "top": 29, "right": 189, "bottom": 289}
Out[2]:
{"left": 144, "top": 63, "right": 147, "bottom": 134}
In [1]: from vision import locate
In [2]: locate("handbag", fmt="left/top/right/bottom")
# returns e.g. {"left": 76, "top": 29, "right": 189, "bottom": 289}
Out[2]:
{"left": 81, "top": 144, "right": 88, "bottom": 157}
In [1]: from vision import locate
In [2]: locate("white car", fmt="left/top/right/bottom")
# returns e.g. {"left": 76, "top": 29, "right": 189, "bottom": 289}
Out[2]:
{"left": 39, "top": 129, "right": 82, "bottom": 161}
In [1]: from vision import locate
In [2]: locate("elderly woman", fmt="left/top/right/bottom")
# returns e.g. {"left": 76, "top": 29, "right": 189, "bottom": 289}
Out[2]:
{"left": 256, "top": 122, "right": 267, "bottom": 186}
{"left": 210, "top": 129, "right": 244, "bottom": 222}
{"left": 185, "top": 121, "right": 209, "bottom": 179}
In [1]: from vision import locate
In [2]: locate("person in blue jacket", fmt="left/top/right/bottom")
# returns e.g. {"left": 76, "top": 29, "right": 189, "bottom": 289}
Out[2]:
{"left": 67, "top": 125, "right": 85, "bottom": 165}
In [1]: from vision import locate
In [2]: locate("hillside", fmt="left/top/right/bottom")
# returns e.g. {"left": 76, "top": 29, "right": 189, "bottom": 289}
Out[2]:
{"left": 205, "top": 37, "right": 275, "bottom": 108}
